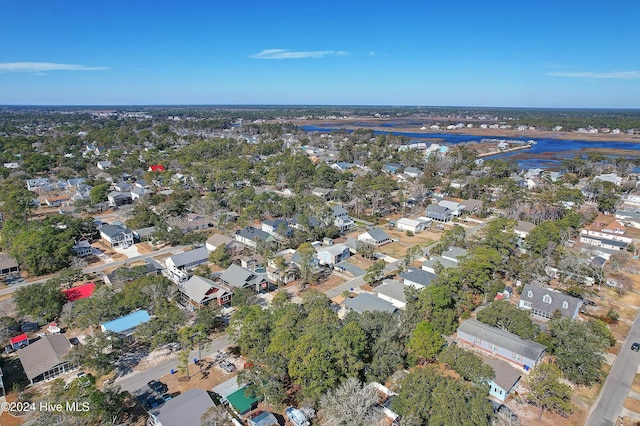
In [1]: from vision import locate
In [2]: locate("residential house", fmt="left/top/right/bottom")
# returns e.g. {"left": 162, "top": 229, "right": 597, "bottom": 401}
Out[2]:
{"left": 17, "top": 334, "right": 76, "bottom": 384}
{"left": 442, "top": 247, "right": 467, "bottom": 263}
{"left": 114, "top": 181, "right": 132, "bottom": 192}
{"left": 331, "top": 205, "right": 355, "bottom": 232}
{"left": 594, "top": 173, "right": 622, "bottom": 186}
{"left": 107, "top": 191, "right": 132, "bottom": 207}
{"left": 261, "top": 219, "right": 293, "bottom": 239}
{"left": 396, "top": 217, "right": 431, "bottom": 233}
{"left": 205, "top": 234, "right": 234, "bottom": 252}
{"left": 44, "top": 195, "right": 69, "bottom": 207}
{"left": 180, "top": 275, "right": 233, "bottom": 310}
{"left": 400, "top": 268, "right": 437, "bottom": 289}
{"left": 148, "top": 388, "right": 216, "bottom": 426}
{"left": 331, "top": 161, "right": 352, "bottom": 171}
{"left": 72, "top": 238, "right": 93, "bottom": 257}
{"left": 235, "top": 226, "right": 274, "bottom": 250}
{"left": 100, "top": 310, "right": 151, "bottom": 338}
{"left": 130, "top": 185, "right": 153, "bottom": 201}
{"left": 518, "top": 284, "right": 582, "bottom": 320}
{"left": 148, "top": 164, "right": 166, "bottom": 172}
{"left": 266, "top": 257, "right": 296, "bottom": 285}
{"left": 344, "top": 293, "right": 397, "bottom": 314}
{"left": 100, "top": 223, "right": 134, "bottom": 248}
{"left": 26, "top": 178, "right": 50, "bottom": 193}
{"left": 485, "top": 357, "right": 523, "bottom": 402}
{"left": 514, "top": 220, "right": 536, "bottom": 239}
{"left": 462, "top": 199, "right": 484, "bottom": 214}
{"left": 133, "top": 226, "right": 157, "bottom": 242}
{"left": 579, "top": 233, "right": 628, "bottom": 251}
{"left": 171, "top": 213, "right": 212, "bottom": 234}
{"left": 358, "top": 228, "right": 391, "bottom": 247}
{"left": 247, "top": 412, "right": 279, "bottom": 426}
{"left": 425, "top": 204, "right": 452, "bottom": 222}
{"left": 164, "top": 247, "right": 210, "bottom": 284}
{"left": 383, "top": 163, "right": 402, "bottom": 174}
{"left": 457, "top": 319, "right": 546, "bottom": 370}
{"left": 438, "top": 200, "right": 465, "bottom": 216}
{"left": 219, "top": 264, "right": 270, "bottom": 292}
{"left": 422, "top": 256, "right": 458, "bottom": 274}
{"left": 289, "top": 213, "right": 320, "bottom": 231}
{"left": 375, "top": 279, "right": 408, "bottom": 309}
{"left": 0, "top": 253, "right": 19, "bottom": 276}
{"left": 316, "top": 243, "right": 351, "bottom": 265}
{"left": 97, "top": 160, "right": 112, "bottom": 170}
{"left": 63, "top": 282, "right": 96, "bottom": 303}
{"left": 285, "top": 407, "right": 310, "bottom": 426}
{"left": 311, "top": 187, "right": 333, "bottom": 200}
{"left": 404, "top": 167, "right": 422, "bottom": 178}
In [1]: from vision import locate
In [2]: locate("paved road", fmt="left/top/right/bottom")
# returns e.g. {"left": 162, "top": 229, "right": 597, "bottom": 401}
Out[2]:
{"left": 0, "top": 245, "right": 187, "bottom": 297}
{"left": 586, "top": 309, "right": 640, "bottom": 426}
{"left": 115, "top": 335, "right": 230, "bottom": 393}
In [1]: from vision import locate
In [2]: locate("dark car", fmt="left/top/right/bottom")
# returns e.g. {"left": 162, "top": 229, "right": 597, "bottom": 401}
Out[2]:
{"left": 148, "top": 380, "right": 168, "bottom": 394}
{"left": 632, "top": 343, "right": 640, "bottom": 352}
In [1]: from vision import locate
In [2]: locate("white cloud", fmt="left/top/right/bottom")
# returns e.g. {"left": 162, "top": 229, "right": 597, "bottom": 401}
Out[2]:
{"left": 250, "top": 49, "right": 348, "bottom": 59}
{"left": 548, "top": 70, "right": 640, "bottom": 80}
{"left": 0, "top": 62, "right": 109, "bottom": 73}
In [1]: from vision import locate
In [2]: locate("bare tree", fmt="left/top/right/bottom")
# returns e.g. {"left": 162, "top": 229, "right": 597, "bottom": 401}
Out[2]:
{"left": 319, "top": 378, "right": 385, "bottom": 426}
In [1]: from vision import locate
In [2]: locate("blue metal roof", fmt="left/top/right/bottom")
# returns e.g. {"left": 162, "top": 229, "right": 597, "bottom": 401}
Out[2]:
{"left": 101, "top": 310, "right": 150, "bottom": 333}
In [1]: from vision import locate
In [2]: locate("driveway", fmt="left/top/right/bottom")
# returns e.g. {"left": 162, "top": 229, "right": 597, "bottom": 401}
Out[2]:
{"left": 113, "top": 244, "right": 142, "bottom": 258}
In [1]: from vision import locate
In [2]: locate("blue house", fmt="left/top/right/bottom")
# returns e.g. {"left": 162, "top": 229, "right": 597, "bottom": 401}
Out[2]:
{"left": 485, "top": 358, "right": 522, "bottom": 402}
{"left": 383, "top": 163, "right": 402, "bottom": 174}
{"left": 101, "top": 310, "right": 151, "bottom": 338}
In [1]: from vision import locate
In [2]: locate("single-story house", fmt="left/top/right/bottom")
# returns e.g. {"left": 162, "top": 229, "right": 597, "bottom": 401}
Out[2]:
{"left": 518, "top": 284, "right": 582, "bottom": 320}
{"left": 164, "top": 247, "right": 210, "bottom": 284}
{"left": 457, "top": 319, "right": 546, "bottom": 370}
{"left": 441, "top": 246, "right": 467, "bottom": 262}
{"left": 226, "top": 387, "right": 259, "bottom": 416}
{"left": 375, "top": 279, "right": 408, "bottom": 309}
{"left": 344, "top": 293, "right": 397, "bottom": 314}
{"left": 97, "top": 160, "right": 112, "bottom": 170}
{"left": 425, "top": 204, "right": 452, "bottom": 222}
{"left": 148, "top": 164, "right": 166, "bottom": 172}
{"left": 205, "top": 234, "right": 234, "bottom": 252}
{"left": 383, "top": 163, "right": 402, "bottom": 174}
{"left": 422, "top": 256, "right": 458, "bottom": 274}
{"left": 63, "top": 282, "right": 96, "bottom": 302}
{"left": 396, "top": 217, "right": 431, "bottom": 234}
{"left": 180, "top": 275, "right": 233, "bottom": 310}
{"left": 514, "top": 221, "right": 536, "bottom": 239}
{"left": 17, "top": 334, "right": 76, "bottom": 384}
{"left": 100, "top": 224, "right": 134, "bottom": 248}
{"left": 219, "top": 264, "right": 270, "bottom": 292}
{"left": 311, "top": 187, "right": 333, "bottom": 200}
{"left": 579, "top": 233, "right": 628, "bottom": 251}
{"left": 358, "top": 228, "right": 391, "bottom": 247}
{"left": 485, "top": 358, "right": 522, "bottom": 402}
{"left": 316, "top": 243, "right": 351, "bottom": 265}
{"left": 399, "top": 268, "right": 437, "bottom": 289}
{"left": 101, "top": 310, "right": 151, "bottom": 338}
{"left": 148, "top": 388, "right": 216, "bottom": 426}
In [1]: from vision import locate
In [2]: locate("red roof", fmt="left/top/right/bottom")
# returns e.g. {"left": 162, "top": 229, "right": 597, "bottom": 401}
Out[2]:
{"left": 10, "top": 333, "right": 28, "bottom": 344}
{"left": 149, "top": 165, "right": 165, "bottom": 172}
{"left": 63, "top": 282, "right": 96, "bottom": 302}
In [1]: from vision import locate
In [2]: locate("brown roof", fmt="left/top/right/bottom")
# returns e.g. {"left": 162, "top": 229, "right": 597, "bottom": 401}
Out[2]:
{"left": 17, "top": 334, "right": 72, "bottom": 380}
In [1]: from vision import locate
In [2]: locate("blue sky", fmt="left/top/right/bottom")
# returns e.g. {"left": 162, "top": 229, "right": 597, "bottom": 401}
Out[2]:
{"left": 1, "top": 0, "right": 639, "bottom": 107}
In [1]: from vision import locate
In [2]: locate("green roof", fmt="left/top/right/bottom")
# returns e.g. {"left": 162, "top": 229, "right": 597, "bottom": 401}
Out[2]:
{"left": 226, "top": 387, "right": 259, "bottom": 414}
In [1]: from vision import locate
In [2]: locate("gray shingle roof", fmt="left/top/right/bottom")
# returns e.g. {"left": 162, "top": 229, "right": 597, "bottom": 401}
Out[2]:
{"left": 168, "top": 247, "right": 210, "bottom": 268}
{"left": 399, "top": 268, "right": 437, "bottom": 286}
{"left": 458, "top": 319, "right": 546, "bottom": 362}
{"left": 519, "top": 284, "right": 582, "bottom": 318}
{"left": 237, "top": 226, "right": 272, "bottom": 242}
{"left": 149, "top": 388, "right": 215, "bottom": 426}
{"left": 485, "top": 358, "right": 521, "bottom": 392}
{"left": 375, "top": 280, "right": 407, "bottom": 304}
{"left": 100, "top": 224, "right": 132, "bottom": 239}
{"left": 363, "top": 228, "right": 390, "bottom": 243}
{"left": 17, "top": 335, "right": 72, "bottom": 380}
{"left": 426, "top": 204, "right": 451, "bottom": 215}
{"left": 219, "top": 264, "right": 266, "bottom": 289}
{"left": 344, "top": 293, "right": 397, "bottom": 314}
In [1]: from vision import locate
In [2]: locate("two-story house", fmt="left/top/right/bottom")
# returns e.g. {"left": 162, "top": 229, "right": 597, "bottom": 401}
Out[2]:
{"left": 518, "top": 284, "right": 582, "bottom": 320}
{"left": 100, "top": 224, "right": 134, "bottom": 248}
{"left": 164, "top": 247, "right": 210, "bottom": 284}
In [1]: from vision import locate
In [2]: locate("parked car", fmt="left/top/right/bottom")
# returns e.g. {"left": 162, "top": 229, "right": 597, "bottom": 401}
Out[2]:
{"left": 220, "top": 361, "right": 236, "bottom": 373}
{"left": 631, "top": 342, "right": 640, "bottom": 352}
{"left": 148, "top": 380, "right": 168, "bottom": 394}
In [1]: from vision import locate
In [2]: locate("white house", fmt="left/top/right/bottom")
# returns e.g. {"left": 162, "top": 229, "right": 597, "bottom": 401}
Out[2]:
{"left": 99, "top": 224, "right": 134, "bottom": 248}
{"left": 164, "top": 247, "right": 210, "bottom": 284}
{"left": 594, "top": 173, "right": 622, "bottom": 186}
{"left": 396, "top": 217, "right": 431, "bottom": 234}
{"left": 358, "top": 228, "right": 391, "bottom": 247}
{"left": 438, "top": 200, "right": 465, "bottom": 216}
